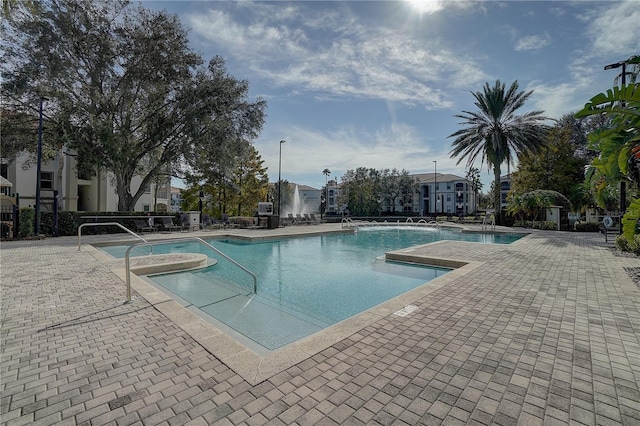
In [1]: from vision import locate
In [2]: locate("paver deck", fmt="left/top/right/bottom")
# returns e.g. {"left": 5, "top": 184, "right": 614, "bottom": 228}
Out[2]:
{"left": 1, "top": 225, "right": 639, "bottom": 425}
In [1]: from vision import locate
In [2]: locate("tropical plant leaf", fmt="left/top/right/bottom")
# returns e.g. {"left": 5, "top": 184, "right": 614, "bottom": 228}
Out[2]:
{"left": 575, "top": 83, "right": 640, "bottom": 118}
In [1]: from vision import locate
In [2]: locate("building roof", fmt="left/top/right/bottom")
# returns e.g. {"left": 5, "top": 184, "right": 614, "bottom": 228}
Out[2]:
{"left": 411, "top": 172, "right": 468, "bottom": 183}
{"left": 269, "top": 182, "right": 319, "bottom": 191}
{"left": 0, "top": 176, "right": 12, "bottom": 188}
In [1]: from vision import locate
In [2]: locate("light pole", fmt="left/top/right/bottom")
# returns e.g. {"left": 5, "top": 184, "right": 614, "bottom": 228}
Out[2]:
{"left": 604, "top": 59, "right": 631, "bottom": 231}
{"left": 433, "top": 160, "right": 437, "bottom": 215}
{"left": 35, "top": 97, "right": 46, "bottom": 236}
{"left": 278, "top": 140, "right": 285, "bottom": 216}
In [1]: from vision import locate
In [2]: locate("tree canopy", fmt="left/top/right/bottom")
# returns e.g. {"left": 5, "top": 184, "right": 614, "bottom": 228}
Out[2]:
{"left": 337, "top": 167, "right": 417, "bottom": 216}
{"left": 1, "top": 0, "right": 266, "bottom": 211}
{"left": 510, "top": 114, "right": 591, "bottom": 211}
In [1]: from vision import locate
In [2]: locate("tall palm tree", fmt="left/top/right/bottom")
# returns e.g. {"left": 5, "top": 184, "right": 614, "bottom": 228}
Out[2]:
{"left": 449, "top": 80, "right": 550, "bottom": 224}
{"left": 322, "top": 168, "right": 331, "bottom": 217}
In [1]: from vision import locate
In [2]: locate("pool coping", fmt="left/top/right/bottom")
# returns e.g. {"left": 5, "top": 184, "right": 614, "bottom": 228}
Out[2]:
{"left": 88, "top": 234, "right": 491, "bottom": 385}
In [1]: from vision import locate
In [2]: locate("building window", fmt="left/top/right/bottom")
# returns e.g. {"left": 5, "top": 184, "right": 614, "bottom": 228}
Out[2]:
{"left": 40, "top": 171, "right": 54, "bottom": 189}
{"left": 144, "top": 185, "right": 151, "bottom": 193}
{"left": 143, "top": 204, "right": 150, "bottom": 212}
{"left": 447, "top": 183, "right": 451, "bottom": 190}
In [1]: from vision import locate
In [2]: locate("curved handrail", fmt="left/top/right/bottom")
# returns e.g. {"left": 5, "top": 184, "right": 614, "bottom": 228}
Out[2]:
{"left": 124, "top": 237, "right": 257, "bottom": 303}
{"left": 78, "top": 222, "right": 149, "bottom": 251}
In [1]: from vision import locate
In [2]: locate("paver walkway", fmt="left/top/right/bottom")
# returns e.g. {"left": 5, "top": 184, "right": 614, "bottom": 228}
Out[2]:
{"left": 1, "top": 226, "right": 639, "bottom": 425}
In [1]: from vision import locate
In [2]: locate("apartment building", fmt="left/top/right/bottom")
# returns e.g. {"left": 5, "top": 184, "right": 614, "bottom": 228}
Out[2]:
{"left": 1, "top": 150, "right": 169, "bottom": 212}
{"left": 326, "top": 172, "right": 478, "bottom": 216}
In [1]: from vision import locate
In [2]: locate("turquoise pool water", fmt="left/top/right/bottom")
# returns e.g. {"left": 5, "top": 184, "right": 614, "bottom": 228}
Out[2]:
{"left": 100, "top": 228, "right": 523, "bottom": 350}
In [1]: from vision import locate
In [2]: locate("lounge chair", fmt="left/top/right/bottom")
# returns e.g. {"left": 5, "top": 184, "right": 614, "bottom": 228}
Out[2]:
{"left": 304, "top": 214, "right": 317, "bottom": 224}
{"left": 310, "top": 213, "right": 321, "bottom": 224}
{"left": 134, "top": 219, "right": 155, "bottom": 233}
{"left": 160, "top": 217, "right": 181, "bottom": 232}
{"left": 221, "top": 214, "right": 239, "bottom": 228}
{"left": 287, "top": 213, "right": 297, "bottom": 225}
{"left": 200, "top": 214, "right": 219, "bottom": 230}
{"left": 180, "top": 213, "right": 191, "bottom": 231}
{"left": 295, "top": 214, "right": 309, "bottom": 225}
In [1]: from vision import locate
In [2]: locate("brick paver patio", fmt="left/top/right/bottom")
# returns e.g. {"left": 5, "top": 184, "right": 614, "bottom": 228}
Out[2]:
{"left": 1, "top": 225, "right": 639, "bottom": 425}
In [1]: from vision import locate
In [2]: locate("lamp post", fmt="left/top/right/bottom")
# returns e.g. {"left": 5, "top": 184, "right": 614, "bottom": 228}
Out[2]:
{"left": 278, "top": 140, "right": 285, "bottom": 216}
{"left": 35, "top": 97, "right": 46, "bottom": 236}
{"left": 433, "top": 160, "right": 437, "bottom": 215}
{"left": 604, "top": 59, "right": 631, "bottom": 232}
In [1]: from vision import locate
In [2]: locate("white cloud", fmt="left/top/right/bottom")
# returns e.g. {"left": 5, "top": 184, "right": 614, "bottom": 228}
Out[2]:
{"left": 514, "top": 33, "right": 550, "bottom": 51}
{"left": 588, "top": 1, "right": 640, "bottom": 57}
{"left": 185, "top": 3, "right": 485, "bottom": 110}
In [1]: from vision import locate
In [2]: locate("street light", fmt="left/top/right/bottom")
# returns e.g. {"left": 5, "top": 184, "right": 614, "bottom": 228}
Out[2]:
{"left": 433, "top": 160, "right": 437, "bottom": 215}
{"left": 278, "top": 140, "right": 285, "bottom": 216}
{"left": 604, "top": 59, "right": 631, "bottom": 229}
{"left": 35, "top": 97, "right": 47, "bottom": 236}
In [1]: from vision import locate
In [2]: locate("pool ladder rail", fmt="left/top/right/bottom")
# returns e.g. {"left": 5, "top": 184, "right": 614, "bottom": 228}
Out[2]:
{"left": 481, "top": 213, "right": 496, "bottom": 231}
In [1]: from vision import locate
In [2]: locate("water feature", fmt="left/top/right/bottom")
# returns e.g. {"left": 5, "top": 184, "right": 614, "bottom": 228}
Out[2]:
{"left": 283, "top": 184, "right": 307, "bottom": 216}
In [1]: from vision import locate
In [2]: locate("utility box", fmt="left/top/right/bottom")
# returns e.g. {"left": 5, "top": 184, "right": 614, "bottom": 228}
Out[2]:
{"left": 268, "top": 215, "right": 279, "bottom": 229}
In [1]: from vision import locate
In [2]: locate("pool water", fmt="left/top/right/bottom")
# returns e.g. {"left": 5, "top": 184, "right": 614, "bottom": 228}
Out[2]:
{"left": 101, "top": 228, "right": 523, "bottom": 350}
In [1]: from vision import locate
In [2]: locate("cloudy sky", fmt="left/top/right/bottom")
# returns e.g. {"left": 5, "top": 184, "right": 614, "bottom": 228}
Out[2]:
{"left": 147, "top": 0, "right": 639, "bottom": 191}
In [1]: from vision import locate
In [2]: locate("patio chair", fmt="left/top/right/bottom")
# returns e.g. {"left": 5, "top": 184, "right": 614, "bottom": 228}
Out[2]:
{"left": 180, "top": 213, "right": 191, "bottom": 231}
{"left": 160, "top": 217, "right": 181, "bottom": 232}
{"left": 310, "top": 213, "right": 321, "bottom": 224}
{"left": 304, "top": 214, "right": 317, "bottom": 224}
{"left": 201, "top": 214, "right": 219, "bottom": 230}
{"left": 134, "top": 219, "right": 155, "bottom": 233}
{"left": 295, "top": 214, "right": 309, "bottom": 225}
{"left": 601, "top": 215, "right": 620, "bottom": 243}
{"left": 287, "top": 213, "right": 297, "bottom": 225}
{"left": 221, "top": 214, "right": 239, "bottom": 228}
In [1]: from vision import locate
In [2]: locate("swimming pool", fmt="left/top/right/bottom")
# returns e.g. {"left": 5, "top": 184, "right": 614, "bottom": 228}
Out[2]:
{"left": 100, "top": 228, "right": 523, "bottom": 350}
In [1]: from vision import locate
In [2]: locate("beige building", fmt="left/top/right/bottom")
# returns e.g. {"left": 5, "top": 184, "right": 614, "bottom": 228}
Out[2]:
{"left": 1, "top": 150, "right": 169, "bottom": 212}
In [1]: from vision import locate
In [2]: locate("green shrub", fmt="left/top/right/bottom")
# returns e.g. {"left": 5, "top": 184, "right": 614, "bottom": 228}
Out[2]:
{"left": 614, "top": 234, "right": 640, "bottom": 255}
{"left": 633, "top": 235, "right": 640, "bottom": 256}
{"left": 539, "top": 221, "right": 557, "bottom": 230}
{"left": 615, "top": 234, "right": 629, "bottom": 251}
{"left": 18, "top": 208, "right": 35, "bottom": 238}
{"left": 619, "top": 234, "right": 640, "bottom": 255}
{"left": 574, "top": 222, "right": 600, "bottom": 232}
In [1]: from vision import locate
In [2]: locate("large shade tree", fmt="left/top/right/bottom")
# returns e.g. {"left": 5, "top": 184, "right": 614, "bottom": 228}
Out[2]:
{"left": 2, "top": 0, "right": 265, "bottom": 211}
{"left": 448, "top": 80, "right": 550, "bottom": 224}
{"left": 510, "top": 114, "right": 591, "bottom": 212}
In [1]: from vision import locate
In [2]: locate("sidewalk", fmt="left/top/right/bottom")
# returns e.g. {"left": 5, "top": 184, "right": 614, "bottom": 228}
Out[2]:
{"left": 1, "top": 227, "right": 639, "bottom": 425}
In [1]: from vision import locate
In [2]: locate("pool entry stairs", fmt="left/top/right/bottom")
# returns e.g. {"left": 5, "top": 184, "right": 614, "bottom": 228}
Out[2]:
{"left": 124, "top": 237, "right": 257, "bottom": 302}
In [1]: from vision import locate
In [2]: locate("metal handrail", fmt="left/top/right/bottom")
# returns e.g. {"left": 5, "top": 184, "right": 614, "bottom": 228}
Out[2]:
{"left": 482, "top": 214, "right": 496, "bottom": 231}
{"left": 124, "top": 237, "right": 257, "bottom": 303}
{"left": 78, "top": 222, "right": 149, "bottom": 251}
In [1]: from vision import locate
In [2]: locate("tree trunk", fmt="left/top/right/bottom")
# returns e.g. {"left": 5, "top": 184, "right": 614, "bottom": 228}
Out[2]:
{"left": 493, "top": 164, "right": 502, "bottom": 225}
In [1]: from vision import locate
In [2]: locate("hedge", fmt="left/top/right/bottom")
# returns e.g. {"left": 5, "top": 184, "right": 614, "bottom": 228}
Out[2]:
{"left": 33, "top": 211, "right": 182, "bottom": 237}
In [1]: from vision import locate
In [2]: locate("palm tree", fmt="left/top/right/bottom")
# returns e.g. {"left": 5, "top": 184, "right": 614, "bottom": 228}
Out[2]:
{"left": 322, "top": 168, "right": 331, "bottom": 217}
{"left": 449, "top": 80, "right": 550, "bottom": 225}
